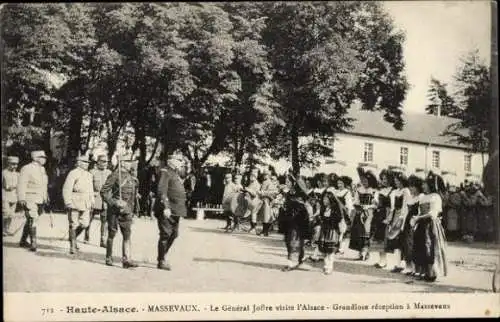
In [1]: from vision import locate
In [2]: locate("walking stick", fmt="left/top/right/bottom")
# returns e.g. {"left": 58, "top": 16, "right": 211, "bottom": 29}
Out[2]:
{"left": 118, "top": 153, "right": 122, "bottom": 201}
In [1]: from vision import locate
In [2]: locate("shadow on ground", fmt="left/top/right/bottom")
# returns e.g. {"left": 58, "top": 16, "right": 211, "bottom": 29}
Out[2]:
{"left": 193, "top": 257, "right": 285, "bottom": 271}
{"left": 3, "top": 240, "right": 155, "bottom": 269}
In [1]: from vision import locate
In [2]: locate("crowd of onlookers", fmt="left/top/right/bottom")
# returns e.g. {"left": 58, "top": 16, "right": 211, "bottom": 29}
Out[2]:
{"left": 25, "top": 157, "right": 500, "bottom": 244}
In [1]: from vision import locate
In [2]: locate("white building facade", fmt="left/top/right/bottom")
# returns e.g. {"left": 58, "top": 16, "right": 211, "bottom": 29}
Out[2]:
{"left": 315, "top": 132, "right": 486, "bottom": 186}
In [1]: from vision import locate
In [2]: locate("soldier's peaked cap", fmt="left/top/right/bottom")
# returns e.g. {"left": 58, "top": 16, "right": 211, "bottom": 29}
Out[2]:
{"left": 31, "top": 150, "right": 46, "bottom": 159}
{"left": 7, "top": 156, "right": 19, "bottom": 163}
{"left": 96, "top": 154, "right": 108, "bottom": 162}
{"left": 77, "top": 154, "right": 90, "bottom": 162}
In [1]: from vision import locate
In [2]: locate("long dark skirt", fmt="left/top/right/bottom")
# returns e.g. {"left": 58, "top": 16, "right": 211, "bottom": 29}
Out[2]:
{"left": 401, "top": 211, "right": 416, "bottom": 263}
{"left": 319, "top": 221, "right": 340, "bottom": 254}
{"left": 284, "top": 226, "right": 305, "bottom": 262}
{"left": 371, "top": 207, "right": 388, "bottom": 242}
{"left": 413, "top": 217, "right": 448, "bottom": 277}
{"left": 349, "top": 208, "right": 373, "bottom": 252}
{"left": 413, "top": 218, "right": 435, "bottom": 266}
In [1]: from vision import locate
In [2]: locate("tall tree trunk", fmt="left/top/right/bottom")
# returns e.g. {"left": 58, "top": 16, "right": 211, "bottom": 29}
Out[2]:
{"left": 291, "top": 123, "right": 300, "bottom": 176}
{"left": 234, "top": 133, "right": 246, "bottom": 172}
{"left": 66, "top": 102, "right": 83, "bottom": 160}
{"left": 135, "top": 122, "right": 148, "bottom": 216}
{"left": 107, "top": 126, "right": 120, "bottom": 161}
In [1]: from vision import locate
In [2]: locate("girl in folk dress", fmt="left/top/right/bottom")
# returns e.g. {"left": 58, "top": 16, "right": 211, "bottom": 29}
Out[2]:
{"left": 411, "top": 172, "right": 448, "bottom": 282}
{"left": 308, "top": 188, "right": 323, "bottom": 262}
{"left": 400, "top": 175, "right": 424, "bottom": 276}
{"left": 318, "top": 191, "right": 345, "bottom": 275}
{"left": 385, "top": 172, "right": 412, "bottom": 273}
{"left": 349, "top": 168, "right": 379, "bottom": 261}
{"left": 373, "top": 170, "right": 394, "bottom": 268}
{"left": 333, "top": 176, "right": 354, "bottom": 255}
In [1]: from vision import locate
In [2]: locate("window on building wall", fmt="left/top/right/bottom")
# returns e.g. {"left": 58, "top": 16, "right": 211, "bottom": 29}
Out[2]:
{"left": 432, "top": 151, "right": 440, "bottom": 169}
{"left": 464, "top": 154, "right": 472, "bottom": 172}
{"left": 400, "top": 147, "right": 408, "bottom": 166}
{"left": 364, "top": 143, "right": 373, "bottom": 162}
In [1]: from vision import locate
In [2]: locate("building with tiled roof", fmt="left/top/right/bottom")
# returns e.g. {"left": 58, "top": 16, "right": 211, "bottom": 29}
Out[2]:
{"left": 314, "top": 107, "right": 487, "bottom": 185}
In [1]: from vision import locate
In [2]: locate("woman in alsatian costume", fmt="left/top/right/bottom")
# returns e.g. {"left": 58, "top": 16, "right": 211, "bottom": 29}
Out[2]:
{"left": 333, "top": 175, "right": 353, "bottom": 254}
{"left": 373, "top": 169, "right": 394, "bottom": 268}
{"left": 385, "top": 172, "right": 411, "bottom": 272}
{"left": 411, "top": 171, "right": 448, "bottom": 282}
{"left": 318, "top": 191, "right": 345, "bottom": 274}
{"left": 349, "top": 167, "right": 379, "bottom": 261}
{"left": 399, "top": 175, "right": 424, "bottom": 276}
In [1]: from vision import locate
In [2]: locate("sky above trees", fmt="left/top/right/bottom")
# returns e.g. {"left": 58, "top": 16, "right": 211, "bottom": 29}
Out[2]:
{"left": 384, "top": 0, "right": 491, "bottom": 114}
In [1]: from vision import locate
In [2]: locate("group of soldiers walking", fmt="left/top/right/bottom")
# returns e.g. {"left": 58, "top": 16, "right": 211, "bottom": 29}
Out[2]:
{"left": 2, "top": 150, "right": 187, "bottom": 270}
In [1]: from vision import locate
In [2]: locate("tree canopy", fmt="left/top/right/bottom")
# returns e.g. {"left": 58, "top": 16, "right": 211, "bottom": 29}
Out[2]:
{"left": 2, "top": 2, "right": 409, "bottom": 176}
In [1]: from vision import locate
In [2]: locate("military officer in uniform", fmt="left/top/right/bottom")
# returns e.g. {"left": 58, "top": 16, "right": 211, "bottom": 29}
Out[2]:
{"left": 17, "top": 150, "right": 49, "bottom": 252}
{"left": 246, "top": 171, "right": 262, "bottom": 233}
{"left": 154, "top": 155, "right": 187, "bottom": 271}
{"left": 3, "top": 156, "right": 20, "bottom": 236}
{"left": 257, "top": 169, "right": 279, "bottom": 236}
{"left": 63, "top": 155, "right": 94, "bottom": 254}
{"left": 87, "top": 154, "right": 112, "bottom": 247}
{"left": 101, "top": 157, "right": 139, "bottom": 268}
{"left": 222, "top": 173, "right": 240, "bottom": 232}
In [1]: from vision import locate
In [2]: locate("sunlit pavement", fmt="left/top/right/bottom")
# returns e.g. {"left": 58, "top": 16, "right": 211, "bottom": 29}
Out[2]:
{"left": 3, "top": 213, "right": 498, "bottom": 293}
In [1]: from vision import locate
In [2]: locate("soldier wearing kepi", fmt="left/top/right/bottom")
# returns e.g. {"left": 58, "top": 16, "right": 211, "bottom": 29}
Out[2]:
{"left": 3, "top": 156, "right": 20, "bottom": 236}
{"left": 17, "top": 150, "right": 49, "bottom": 252}
{"left": 63, "top": 155, "right": 94, "bottom": 254}
{"left": 101, "top": 157, "right": 139, "bottom": 268}
{"left": 154, "top": 155, "right": 187, "bottom": 271}
{"left": 257, "top": 169, "right": 279, "bottom": 236}
{"left": 87, "top": 154, "right": 112, "bottom": 247}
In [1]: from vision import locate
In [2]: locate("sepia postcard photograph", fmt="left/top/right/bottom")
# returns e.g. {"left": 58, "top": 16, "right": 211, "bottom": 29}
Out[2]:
{"left": 1, "top": 1, "right": 499, "bottom": 321}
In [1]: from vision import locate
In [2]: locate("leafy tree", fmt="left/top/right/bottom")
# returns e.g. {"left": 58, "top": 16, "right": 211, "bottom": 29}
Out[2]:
{"left": 215, "top": 3, "right": 280, "bottom": 171}
{"left": 444, "top": 50, "right": 491, "bottom": 165}
{"left": 425, "top": 77, "right": 459, "bottom": 117}
{"left": 261, "top": 2, "right": 408, "bottom": 175}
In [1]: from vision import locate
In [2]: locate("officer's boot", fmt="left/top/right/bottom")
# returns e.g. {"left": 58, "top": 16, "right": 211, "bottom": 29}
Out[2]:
{"left": 74, "top": 225, "right": 84, "bottom": 250}
{"left": 69, "top": 228, "right": 77, "bottom": 254}
{"left": 3, "top": 217, "right": 12, "bottom": 236}
{"left": 105, "top": 237, "right": 114, "bottom": 266}
{"left": 157, "top": 240, "right": 171, "bottom": 270}
{"left": 19, "top": 218, "right": 31, "bottom": 248}
{"left": 263, "top": 223, "right": 270, "bottom": 236}
{"left": 84, "top": 225, "right": 90, "bottom": 244}
{"left": 99, "top": 217, "right": 107, "bottom": 248}
{"left": 248, "top": 222, "right": 257, "bottom": 233}
{"left": 29, "top": 225, "right": 37, "bottom": 252}
{"left": 122, "top": 238, "right": 138, "bottom": 269}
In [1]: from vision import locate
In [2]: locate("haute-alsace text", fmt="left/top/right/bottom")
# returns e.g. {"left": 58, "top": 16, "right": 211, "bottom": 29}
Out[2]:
{"left": 66, "top": 305, "right": 138, "bottom": 314}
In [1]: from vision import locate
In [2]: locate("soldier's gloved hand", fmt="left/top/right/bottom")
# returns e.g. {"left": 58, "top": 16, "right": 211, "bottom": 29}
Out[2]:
{"left": 163, "top": 208, "right": 172, "bottom": 218}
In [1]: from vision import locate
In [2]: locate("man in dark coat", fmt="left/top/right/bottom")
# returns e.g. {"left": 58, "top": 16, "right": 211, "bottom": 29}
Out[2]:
{"left": 154, "top": 155, "right": 187, "bottom": 270}
{"left": 281, "top": 176, "right": 311, "bottom": 272}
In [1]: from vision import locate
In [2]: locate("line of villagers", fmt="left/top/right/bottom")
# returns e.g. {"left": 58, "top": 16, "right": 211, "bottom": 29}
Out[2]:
{"left": 223, "top": 166, "right": 496, "bottom": 280}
